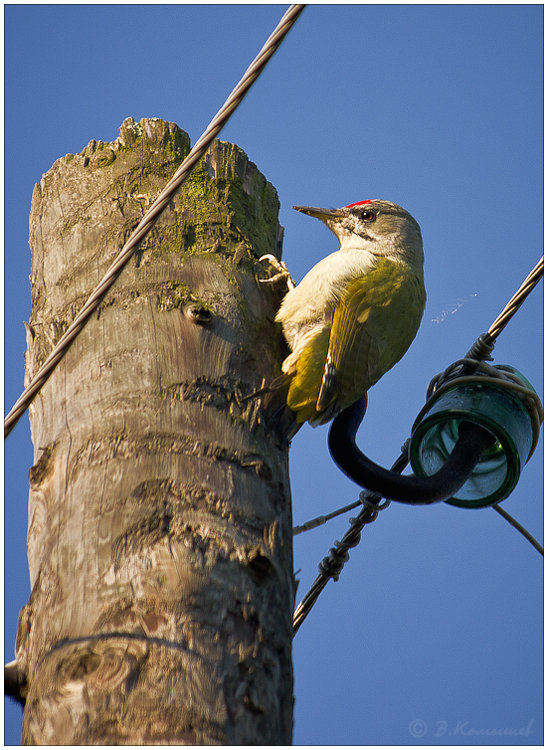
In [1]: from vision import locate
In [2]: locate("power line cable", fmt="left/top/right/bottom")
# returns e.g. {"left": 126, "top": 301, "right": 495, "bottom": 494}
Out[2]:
{"left": 487, "top": 257, "right": 543, "bottom": 341}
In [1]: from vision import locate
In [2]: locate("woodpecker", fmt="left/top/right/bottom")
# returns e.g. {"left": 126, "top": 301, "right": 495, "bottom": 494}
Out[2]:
{"left": 274, "top": 199, "right": 426, "bottom": 429}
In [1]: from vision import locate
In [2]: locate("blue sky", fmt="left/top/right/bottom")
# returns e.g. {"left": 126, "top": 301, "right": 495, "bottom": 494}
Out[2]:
{"left": 4, "top": 4, "right": 543, "bottom": 745}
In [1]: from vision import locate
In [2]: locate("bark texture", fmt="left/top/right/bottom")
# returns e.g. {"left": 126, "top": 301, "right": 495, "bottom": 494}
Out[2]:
{"left": 15, "top": 117, "right": 294, "bottom": 744}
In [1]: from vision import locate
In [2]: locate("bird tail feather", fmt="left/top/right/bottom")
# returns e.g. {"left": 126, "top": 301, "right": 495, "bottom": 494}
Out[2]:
{"left": 261, "top": 373, "right": 301, "bottom": 442}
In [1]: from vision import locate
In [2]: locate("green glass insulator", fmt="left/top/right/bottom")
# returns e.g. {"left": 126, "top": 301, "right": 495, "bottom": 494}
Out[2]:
{"left": 409, "top": 366, "right": 538, "bottom": 508}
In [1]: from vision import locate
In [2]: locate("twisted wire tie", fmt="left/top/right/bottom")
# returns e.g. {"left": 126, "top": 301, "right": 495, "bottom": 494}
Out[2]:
{"left": 317, "top": 496, "right": 391, "bottom": 580}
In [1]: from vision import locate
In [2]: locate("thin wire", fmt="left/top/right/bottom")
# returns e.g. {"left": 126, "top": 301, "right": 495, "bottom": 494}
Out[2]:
{"left": 293, "top": 255, "right": 543, "bottom": 634}
{"left": 492, "top": 504, "right": 543, "bottom": 556}
{"left": 293, "top": 499, "right": 362, "bottom": 535}
{"left": 4, "top": 4, "right": 306, "bottom": 439}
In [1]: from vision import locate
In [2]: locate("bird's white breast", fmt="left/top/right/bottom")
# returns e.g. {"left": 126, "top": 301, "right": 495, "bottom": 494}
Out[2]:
{"left": 276, "top": 248, "right": 376, "bottom": 349}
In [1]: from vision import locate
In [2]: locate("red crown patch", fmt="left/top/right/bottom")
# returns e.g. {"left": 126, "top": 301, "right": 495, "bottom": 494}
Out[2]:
{"left": 345, "top": 200, "right": 373, "bottom": 208}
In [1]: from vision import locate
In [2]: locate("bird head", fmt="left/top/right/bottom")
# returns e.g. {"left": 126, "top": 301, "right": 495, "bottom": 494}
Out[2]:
{"left": 293, "top": 199, "right": 424, "bottom": 269}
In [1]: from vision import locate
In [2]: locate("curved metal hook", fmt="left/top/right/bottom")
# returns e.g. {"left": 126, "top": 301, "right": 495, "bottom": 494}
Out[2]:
{"left": 328, "top": 395, "right": 494, "bottom": 504}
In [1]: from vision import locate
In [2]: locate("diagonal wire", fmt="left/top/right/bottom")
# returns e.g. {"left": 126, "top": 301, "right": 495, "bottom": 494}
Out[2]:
{"left": 492, "top": 503, "right": 543, "bottom": 556}
{"left": 4, "top": 3, "right": 306, "bottom": 439}
{"left": 487, "top": 257, "right": 543, "bottom": 342}
{"left": 292, "top": 499, "right": 362, "bottom": 535}
{"left": 293, "top": 255, "right": 543, "bottom": 634}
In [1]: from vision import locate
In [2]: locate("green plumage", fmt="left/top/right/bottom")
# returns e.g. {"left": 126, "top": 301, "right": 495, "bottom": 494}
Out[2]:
{"left": 286, "top": 258, "right": 426, "bottom": 424}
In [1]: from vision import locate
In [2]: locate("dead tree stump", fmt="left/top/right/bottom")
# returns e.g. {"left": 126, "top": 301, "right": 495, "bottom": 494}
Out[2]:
{"left": 15, "top": 117, "right": 294, "bottom": 745}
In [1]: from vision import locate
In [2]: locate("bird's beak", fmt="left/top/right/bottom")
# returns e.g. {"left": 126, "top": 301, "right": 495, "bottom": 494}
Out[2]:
{"left": 293, "top": 206, "right": 345, "bottom": 222}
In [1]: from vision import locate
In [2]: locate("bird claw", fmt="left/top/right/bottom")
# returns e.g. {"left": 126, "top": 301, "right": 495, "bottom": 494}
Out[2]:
{"left": 257, "top": 254, "right": 295, "bottom": 291}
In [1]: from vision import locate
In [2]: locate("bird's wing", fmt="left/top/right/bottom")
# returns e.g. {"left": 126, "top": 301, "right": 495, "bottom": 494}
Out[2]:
{"left": 316, "top": 260, "right": 422, "bottom": 414}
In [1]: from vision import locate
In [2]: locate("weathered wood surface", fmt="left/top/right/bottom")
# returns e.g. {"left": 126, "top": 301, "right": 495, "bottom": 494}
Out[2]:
{"left": 15, "top": 117, "right": 294, "bottom": 744}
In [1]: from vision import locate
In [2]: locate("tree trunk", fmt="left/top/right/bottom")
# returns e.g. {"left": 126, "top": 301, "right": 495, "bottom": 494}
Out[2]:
{"left": 15, "top": 117, "right": 295, "bottom": 745}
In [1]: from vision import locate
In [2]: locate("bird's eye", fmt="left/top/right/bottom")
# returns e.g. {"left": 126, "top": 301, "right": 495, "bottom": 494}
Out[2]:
{"left": 361, "top": 210, "right": 376, "bottom": 222}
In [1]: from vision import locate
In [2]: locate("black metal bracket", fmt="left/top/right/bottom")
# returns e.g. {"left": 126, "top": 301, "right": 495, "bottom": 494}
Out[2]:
{"left": 328, "top": 395, "right": 494, "bottom": 505}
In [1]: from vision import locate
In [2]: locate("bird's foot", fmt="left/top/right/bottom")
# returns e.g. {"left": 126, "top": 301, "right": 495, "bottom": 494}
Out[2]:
{"left": 256, "top": 254, "right": 295, "bottom": 291}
